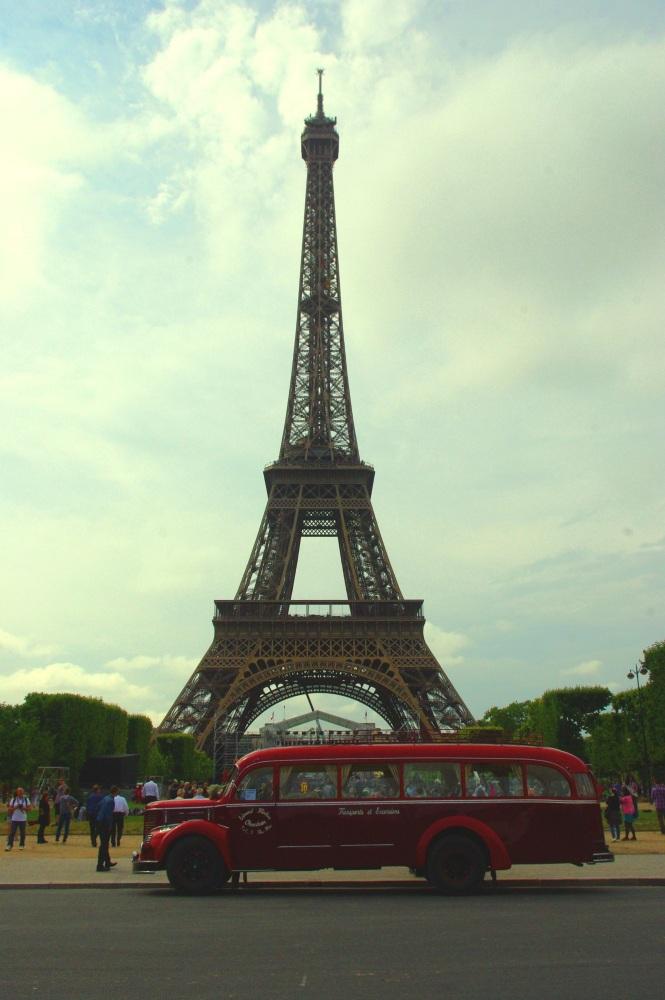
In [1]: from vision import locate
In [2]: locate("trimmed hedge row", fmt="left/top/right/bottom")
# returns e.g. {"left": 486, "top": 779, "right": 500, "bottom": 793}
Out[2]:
{"left": 1, "top": 693, "right": 154, "bottom": 790}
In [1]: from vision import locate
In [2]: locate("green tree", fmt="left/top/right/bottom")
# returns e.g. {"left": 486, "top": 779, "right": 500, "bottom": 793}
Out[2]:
{"left": 586, "top": 710, "right": 629, "bottom": 780}
{"left": 20, "top": 693, "right": 129, "bottom": 791}
{"left": 127, "top": 715, "right": 153, "bottom": 777}
{"left": 155, "top": 733, "right": 196, "bottom": 780}
{"left": 480, "top": 701, "right": 533, "bottom": 739}
{"left": 147, "top": 743, "right": 168, "bottom": 781}
{"left": 0, "top": 704, "right": 24, "bottom": 785}
{"left": 527, "top": 686, "right": 612, "bottom": 757}
{"left": 191, "top": 749, "right": 214, "bottom": 783}
{"left": 643, "top": 641, "right": 665, "bottom": 775}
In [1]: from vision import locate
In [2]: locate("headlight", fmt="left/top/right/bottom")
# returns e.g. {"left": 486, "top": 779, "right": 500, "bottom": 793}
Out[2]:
{"left": 144, "top": 823, "right": 180, "bottom": 844}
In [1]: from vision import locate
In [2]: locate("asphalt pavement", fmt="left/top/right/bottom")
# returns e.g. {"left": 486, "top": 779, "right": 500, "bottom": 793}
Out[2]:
{"left": 2, "top": 885, "right": 664, "bottom": 1000}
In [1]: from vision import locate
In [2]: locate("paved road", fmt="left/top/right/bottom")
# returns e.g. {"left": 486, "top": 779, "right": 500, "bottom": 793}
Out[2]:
{"left": 4, "top": 885, "right": 663, "bottom": 999}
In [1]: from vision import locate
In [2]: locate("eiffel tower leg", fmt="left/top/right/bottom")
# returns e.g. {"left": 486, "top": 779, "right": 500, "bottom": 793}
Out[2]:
{"left": 236, "top": 502, "right": 302, "bottom": 601}
{"left": 338, "top": 501, "right": 402, "bottom": 601}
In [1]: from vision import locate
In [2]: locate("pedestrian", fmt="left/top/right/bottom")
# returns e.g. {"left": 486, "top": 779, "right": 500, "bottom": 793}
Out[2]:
{"left": 55, "top": 787, "right": 79, "bottom": 843}
{"left": 620, "top": 784, "right": 637, "bottom": 840}
{"left": 95, "top": 787, "right": 117, "bottom": 872}
{"left": 86, "top": 784, "right": 104, "bottom": 847}
{"left": 604, "top": 788, "right": 622, "bottom": 842}
{"left": 111, "top": 787, "right": 129, "bottom": 847}
{"left": 36, "top": 791, "right": 51, "bottom": 843}
{"left": 142, "top": 776, "right": 159, "bottom": 804}
{"left": 650, "top": 778, "right": 665, "bottom": 835}
{"left": 53, "top": 778, "right": 66, "bottom": 817}
{"left": 5, "top": 786, "right": 31, "bottom": 851}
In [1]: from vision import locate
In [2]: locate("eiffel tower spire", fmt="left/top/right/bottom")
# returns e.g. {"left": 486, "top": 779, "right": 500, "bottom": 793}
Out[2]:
{"left": 280, "top": 69, "right": 357, "bottom": 464}
{"left": 160, "top": 79, "right": 474, "bottom": 760}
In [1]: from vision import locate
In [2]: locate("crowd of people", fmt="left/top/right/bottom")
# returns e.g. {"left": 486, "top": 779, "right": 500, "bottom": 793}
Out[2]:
{"left": 163, "top": 779, "right": 225, "bottom": 800}
{"left": 603, "top": 777, "right": 665, "bottom": 840}
{"left": 3, "top": 777, "right": 153, "bottom": 871}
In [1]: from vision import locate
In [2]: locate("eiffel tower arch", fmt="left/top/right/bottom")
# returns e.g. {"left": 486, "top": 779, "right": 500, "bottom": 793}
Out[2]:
{"left": 160, "top": 74, "right": 474, "bottom": 766}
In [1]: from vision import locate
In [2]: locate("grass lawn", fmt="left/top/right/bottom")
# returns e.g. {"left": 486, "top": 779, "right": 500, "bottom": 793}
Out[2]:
{"left": 620, "top": 805, "right": 659, "bottom": 832}
{"left": 23, "top": 812, "right": 145, "bottom": 836}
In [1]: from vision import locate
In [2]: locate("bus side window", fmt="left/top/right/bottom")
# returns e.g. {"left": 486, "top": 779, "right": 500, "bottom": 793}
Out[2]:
{"left": 235, "top": 766, "right": 274, "bottom": 801}
{"left": 404, "top": 763, "right": 461, "bottom": 798}
{"left": 574, "top": 773, "right": 597, "bottom": 799}
{"left": 342, "top": 764, "right": 399, "bottom": 799}
{"left": 464, "top": 763, "right": 523, "bottom": 798}
{"left": 526, "top": 764, "right": 572, "bottom": 798}
{"left": 279, "top": 765, "right": 338, "bottom": 800}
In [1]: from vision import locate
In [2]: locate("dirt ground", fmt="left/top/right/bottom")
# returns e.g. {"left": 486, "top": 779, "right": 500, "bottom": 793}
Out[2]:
{"left": 2, "top": 833, "right": 143, "bottom": 860}
{"left": 3, "top": 830, "right": 665, "bottom": 862}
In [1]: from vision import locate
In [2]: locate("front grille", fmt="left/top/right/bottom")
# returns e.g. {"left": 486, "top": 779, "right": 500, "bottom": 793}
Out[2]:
{"left": 143, "top": 809, "right": 165, "bottom": 836}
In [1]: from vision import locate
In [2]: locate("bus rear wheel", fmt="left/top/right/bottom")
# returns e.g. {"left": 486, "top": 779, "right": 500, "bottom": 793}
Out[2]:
{"left": 426, "top": 835, "right": 487, "bottom": 894}
{"left": 166, "top": 836, "right": 225, "bottom": 895}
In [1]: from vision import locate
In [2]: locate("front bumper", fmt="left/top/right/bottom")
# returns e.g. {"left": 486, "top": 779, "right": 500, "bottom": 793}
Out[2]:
{"left": 132, "top": 850, "right": 161, "bottom": 874}
{"left": 590, "top": 849, "right": 615, "bottom": 864}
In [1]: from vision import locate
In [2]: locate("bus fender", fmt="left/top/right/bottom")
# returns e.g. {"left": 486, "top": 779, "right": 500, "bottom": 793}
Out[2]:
{"left": 415, "top": 816, "right": 512, "bottom": 871}
{"left": 157, "top": 820, "right": 233, "bottom": 870}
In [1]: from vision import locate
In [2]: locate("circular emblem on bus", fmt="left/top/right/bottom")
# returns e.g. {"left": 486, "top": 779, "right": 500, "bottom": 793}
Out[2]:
{"left": 239, "top": 807, "right": 272, "bottom": 836}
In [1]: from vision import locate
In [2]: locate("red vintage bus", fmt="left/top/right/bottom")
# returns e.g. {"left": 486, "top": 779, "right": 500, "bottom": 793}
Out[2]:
{"left": 132, "top": 743, "right": 613, "bottom": 894}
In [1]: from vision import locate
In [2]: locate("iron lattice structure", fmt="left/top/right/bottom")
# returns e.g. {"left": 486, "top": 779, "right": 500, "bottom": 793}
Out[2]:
{"left": 160, "top": 78, "right": 474, "bottom": 765}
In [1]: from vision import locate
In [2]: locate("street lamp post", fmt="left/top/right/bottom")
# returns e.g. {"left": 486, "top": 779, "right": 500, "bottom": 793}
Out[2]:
{"left": 626, "top": 661, "right": 652, "bottom": 792}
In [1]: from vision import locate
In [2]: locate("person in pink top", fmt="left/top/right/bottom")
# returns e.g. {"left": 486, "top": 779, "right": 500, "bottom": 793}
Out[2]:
{"left": 620, "top": 785, "right": 637, "bottom": 840}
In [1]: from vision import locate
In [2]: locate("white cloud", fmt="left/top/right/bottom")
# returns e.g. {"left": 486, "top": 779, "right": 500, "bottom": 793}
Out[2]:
{"left": 0, "top": 628, "right": 55, "bottom": 659}
{"left": 424, "top": 624, "right": 471, "bottom": 667}
{"left": 561, "top": 660, "right": 602, "bottom": 677}
{"left": 341, "top": 0, "right": 423, "bottom": 51}
{"left": 105, "top": 654, "right": 198, "bottom": 675}
{"left": 145, "top": 177, "right": 191, "bottom": 224}
{"left": 0, "top": 662, "right": 150, "bottom": 704}
{"left": 0, "top": 67, "right": 88, "bottom": 307}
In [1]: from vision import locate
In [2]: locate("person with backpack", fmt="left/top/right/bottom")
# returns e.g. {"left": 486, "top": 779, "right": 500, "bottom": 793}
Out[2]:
{"left": 5, "top": 786, "right": 31, "bottom": 850}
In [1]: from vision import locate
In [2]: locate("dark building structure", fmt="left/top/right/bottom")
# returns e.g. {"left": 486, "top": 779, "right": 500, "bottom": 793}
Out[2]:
{"left": 160, "top": 75, "right": 474, "bottom": 768}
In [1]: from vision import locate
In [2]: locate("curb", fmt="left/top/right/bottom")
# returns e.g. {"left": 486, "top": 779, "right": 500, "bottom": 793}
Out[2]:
{"left": 1, "top": 877, "right": 664, "bottom": 891}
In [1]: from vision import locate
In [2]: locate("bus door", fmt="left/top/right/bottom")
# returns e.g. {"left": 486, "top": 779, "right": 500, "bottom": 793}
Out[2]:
{"left": 516, "top": 762, "right": 582, "bottom": 862}
{"left": 334, "top": 761, "right": 403, "bottom": 867}
{"left": 226, "top": 765, "right": 278, "bottom": 869}
{"left": 274, "top": 763, "right": 338, "bottom": 869}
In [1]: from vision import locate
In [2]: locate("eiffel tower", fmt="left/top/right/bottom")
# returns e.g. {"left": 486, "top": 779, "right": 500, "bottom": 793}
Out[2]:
{"left": 160, "top": 74, "right": 474, "bottom": 763}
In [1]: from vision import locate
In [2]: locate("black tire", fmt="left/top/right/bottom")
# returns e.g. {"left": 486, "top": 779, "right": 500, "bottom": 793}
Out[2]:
{"left": 426, "top": 835, "right": 487, "bottom": 894}
{"left": 166, "top": 836, "right": 225, "bottom": 895}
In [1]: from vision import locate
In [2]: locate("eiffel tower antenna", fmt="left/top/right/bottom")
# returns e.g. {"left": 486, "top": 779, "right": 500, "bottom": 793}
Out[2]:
{"left": 316, "top": 67, "right": 324, "bottom": 116}
{"left": 160, "top": 80, "right": 474, "bottom": 766}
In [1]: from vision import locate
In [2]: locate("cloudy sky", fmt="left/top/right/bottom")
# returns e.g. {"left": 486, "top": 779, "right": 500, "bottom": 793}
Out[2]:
{"left": 1, "top": 0, "right": 664, "bottom": 730}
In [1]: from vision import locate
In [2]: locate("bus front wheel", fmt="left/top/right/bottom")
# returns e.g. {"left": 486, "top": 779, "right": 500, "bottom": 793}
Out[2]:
{"left": 426, "top": 835, "right": 487, "bottom": 894}
{"left": 166, "top": 836, "right": 225, "bottom": 895}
